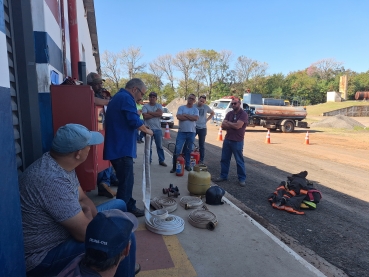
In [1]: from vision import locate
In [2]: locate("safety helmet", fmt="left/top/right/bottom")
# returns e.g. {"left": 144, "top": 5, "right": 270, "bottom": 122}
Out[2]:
{"left": 206, "top": 186, "right": 225, "bottom": 205}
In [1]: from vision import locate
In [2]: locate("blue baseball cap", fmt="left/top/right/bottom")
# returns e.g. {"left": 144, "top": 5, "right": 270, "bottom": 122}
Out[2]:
{"left": 51, "top": 124, "right": 104, "bottom": 154}
{"left": 85, "top": 209, "right": 138, "bottom": 258}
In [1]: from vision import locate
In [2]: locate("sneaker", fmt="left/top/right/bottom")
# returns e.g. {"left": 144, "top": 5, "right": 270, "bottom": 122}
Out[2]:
{"left": 98, "top": 183, "right": 116, "bottom": 198}
{"left": 185, "top": 166, "right": 192, "bottom": 171}
{"left": 170, "top": 169, "right": 176, "bottom": 173}
{"left": 131, "top": 208, "right": 145, "bottom": 217}
{"left": 135, "top": 263, "right": 141, "bottom": 275}
{"left": 212, "top": 177, "right": 227, "bottom": 182}
{"left": 159, "top": 161, "right": 167, "bottom": 167}
{"left": 238, "top": 180, "right": 246, "bottom": 187}
{"left": 199, "top": 161, "right": 205, "bottom": 165}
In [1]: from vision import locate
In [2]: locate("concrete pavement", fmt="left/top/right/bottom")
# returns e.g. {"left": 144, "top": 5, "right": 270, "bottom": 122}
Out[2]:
{"left": 87, "top": 139, "right": 326, "bottom": 277}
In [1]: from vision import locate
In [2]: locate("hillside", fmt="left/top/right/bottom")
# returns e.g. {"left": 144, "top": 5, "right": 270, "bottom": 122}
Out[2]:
{"left": 306, "top": 101, "right": 369, "bottom": 117}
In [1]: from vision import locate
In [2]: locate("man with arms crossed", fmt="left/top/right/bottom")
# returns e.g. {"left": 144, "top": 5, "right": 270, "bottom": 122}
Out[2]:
{"left": 142, "top": 91, "right": 167, "bottom": 166}
{"left": 20, "top": 124, "right": 137, "bottom": 277}
{"left": 213, "top": 97, "right": 248, "bottom": 187}
{"left": 170, "top": 94, "right": 199, "bottom": 173}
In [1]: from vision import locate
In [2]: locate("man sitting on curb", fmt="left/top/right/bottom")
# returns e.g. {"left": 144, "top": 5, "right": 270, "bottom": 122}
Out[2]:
{"left": 57, "top": 209, "right": 139, "bottom": 277}
{"left": 19, "top": 124, "right": 138, "bottom": 277}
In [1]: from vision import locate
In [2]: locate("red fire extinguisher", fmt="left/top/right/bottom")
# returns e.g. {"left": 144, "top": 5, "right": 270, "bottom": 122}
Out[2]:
{"left": 176, "top": 154, "right": 185, "bottom": 176}
{"left": 190, "top": 144, "right": 200, "bottom": 168}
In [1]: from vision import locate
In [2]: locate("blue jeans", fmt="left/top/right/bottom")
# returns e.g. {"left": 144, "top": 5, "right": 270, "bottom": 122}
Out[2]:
{"left": 150, "top": 129, "right": 165, "bottom": 163}
{"left": 174, "top": 132, "right": 196, "bottom": 168}
{"left": 220, "top": 139, "right": 247, "bottom": 182}
{"left": 111, "top": 156, "right": 137, "bottom": 212}
{"left": 97, "top": 166, "right": 118, "bottom": 187}
{"left": 27, "top": 200, "right": 136, "bottom": 277}
{"left": 195, "top": 128, "right": 207, "bottom": 162}
{"left": 137, "top": 130, "right": 144, "bottom": 142}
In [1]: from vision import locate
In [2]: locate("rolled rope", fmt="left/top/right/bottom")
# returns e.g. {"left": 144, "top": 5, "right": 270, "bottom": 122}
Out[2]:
{"left": 142, "top": 134, "right": 184, "bottom": 235}
{"left": 188, "top": 205, "right": 218, "bottom": 231}
{"left": 150, "top": 196, "right": 178, "bottom": 213}
{"left": 180, "top": 196, "right": 203, "bottom": 210}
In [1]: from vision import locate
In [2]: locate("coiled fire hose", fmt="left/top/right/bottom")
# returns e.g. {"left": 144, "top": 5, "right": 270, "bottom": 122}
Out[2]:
{"left": 188, "top": 205, "right": 218, "bottom": 231}
{"left": 142, "top": 135, "right": 185, "bottom": 235}
{"left": 150, "top": 196, "right": 178, "bottom": 213}
{"left": 180, "top": 196, "right": 203, "bottom": 210}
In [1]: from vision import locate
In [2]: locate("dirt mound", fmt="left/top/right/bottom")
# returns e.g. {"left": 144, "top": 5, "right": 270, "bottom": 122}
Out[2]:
{"left": 166, "top": 98, "right": 186, "bottom": 115}
{"left": 311, "top": 115, "right": 366, "bottom": 129}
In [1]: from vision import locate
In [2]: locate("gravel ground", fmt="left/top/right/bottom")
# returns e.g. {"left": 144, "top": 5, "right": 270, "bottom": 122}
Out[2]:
{"left": 162, "top": 118, "right": 369, "bottom": 277}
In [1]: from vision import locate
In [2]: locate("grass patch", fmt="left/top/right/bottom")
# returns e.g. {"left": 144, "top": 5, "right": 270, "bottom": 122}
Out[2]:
{"left": 306, "top": 101, "right": 369, "bottom": 117}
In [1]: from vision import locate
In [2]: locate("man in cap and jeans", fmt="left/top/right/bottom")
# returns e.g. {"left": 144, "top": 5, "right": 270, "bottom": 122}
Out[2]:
{"left": 142, "top": 91, "right": 167, "bottom": 166}
{"left": 58, "top": 209, "right": 139, "bottom": 276}
{"left": 19, "top": 124, "right": 138, "bottom": 277}
{"left": 87, "top": 72, "right": 118, "bottom": 199}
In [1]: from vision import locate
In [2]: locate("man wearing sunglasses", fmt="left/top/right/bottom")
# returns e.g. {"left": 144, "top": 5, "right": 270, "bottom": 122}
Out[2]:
{"left": 213, "top": 97, "right": 248, "bottom": 187}
{"left": 104, "top": 79, "right": 153, "bottom": 217}
{"left": 170, "top": 94, "right": 199, "bottom": 172}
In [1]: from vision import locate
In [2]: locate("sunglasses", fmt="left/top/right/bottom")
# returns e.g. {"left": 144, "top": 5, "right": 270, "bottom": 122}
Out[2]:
{"left": 231, "top": 102, "right": 238, "bottom": 105}
{"left": 136, "top": 87, "right": 144, "bottom": 96}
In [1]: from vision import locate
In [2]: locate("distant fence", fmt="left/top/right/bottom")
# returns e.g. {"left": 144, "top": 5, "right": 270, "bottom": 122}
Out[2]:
{"left": 322, "top": 106, "right": 369, "bottom": 117}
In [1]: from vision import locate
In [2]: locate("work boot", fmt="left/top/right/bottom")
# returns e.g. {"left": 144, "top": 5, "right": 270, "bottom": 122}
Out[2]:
{"left": 98, "top": 183, "right": 116, "bottom": 198}
{"left": 131, "top": 208, "right": 145, "bottom": 217}
{"left": 135, "top": 263, "right": 141, "bottom": 275}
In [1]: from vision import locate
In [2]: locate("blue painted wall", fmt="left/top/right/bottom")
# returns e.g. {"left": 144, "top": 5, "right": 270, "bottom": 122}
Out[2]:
{"left": 0, "top": 86, "right": 26, "bottom": 277}
{"left": 39, "top": 92, "right": 54, "bottom": 153}
{"left": 34, "top": 31, "right": 63, "bottom": 73}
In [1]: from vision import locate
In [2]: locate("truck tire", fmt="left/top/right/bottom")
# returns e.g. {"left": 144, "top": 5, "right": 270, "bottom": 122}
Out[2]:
{"left": 281, "top": 121, "right": 295, "bottom": 133}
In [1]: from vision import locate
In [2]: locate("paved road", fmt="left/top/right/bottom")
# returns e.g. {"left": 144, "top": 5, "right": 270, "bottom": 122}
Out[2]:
{"left": 163, "top": 125, "right": 369, "bottom": 277}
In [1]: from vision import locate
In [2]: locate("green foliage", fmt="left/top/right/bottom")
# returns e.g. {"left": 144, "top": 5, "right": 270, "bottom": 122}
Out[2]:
{"left": 99, "top": 47, "right": 369, "bottom": 105}
{"left": 161, "top": 83, "right": 176, "bottom": 105}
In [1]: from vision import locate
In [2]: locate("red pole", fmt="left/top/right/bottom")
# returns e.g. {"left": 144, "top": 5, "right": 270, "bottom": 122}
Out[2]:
{"left": 67, "top": 0, "right": 79, "bottom": 79}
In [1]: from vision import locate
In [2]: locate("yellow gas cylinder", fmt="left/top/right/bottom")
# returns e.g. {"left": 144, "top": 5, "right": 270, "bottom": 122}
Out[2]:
{"left": 187, "top": 164, "right": 211, "bottom": 195}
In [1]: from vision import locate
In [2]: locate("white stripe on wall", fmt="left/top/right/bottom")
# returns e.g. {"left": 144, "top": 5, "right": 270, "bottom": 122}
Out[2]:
{"left": 36, "top": 63, "right": 63, "bottom": 93}
{"left": 30, "top": 0, "right": 46, "bottom": 32}
{"left": 0, "top": 32, "right": 10, "bottom": 88}
{"left": 43, "top": 1, "right": 62, "bottom": 48}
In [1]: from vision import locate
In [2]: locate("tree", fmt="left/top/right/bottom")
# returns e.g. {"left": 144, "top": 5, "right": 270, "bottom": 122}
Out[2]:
{"left": 197, "top": 49, "right": 220, "bottom": 100}
{"left": 173, "top": 49, "right": 199, "bottom": 98}
{"left": 217, "top": 50, "right": 233, "bottom": 84}
{"left": 151, "top": 54, "right": 176, "bottom": 91}
{"left": 100, "top": 50, "right": 124, "bottom": 92}
{"left": 235, "top": 56, "right": 268, "bottom": 92}
{"left": 161, "top": 83, "right": 176, "bottom": 104}
{"left": 148, "top": 62, "right": 164, "bottom": 93}
{"left": 120, "top": 46, "right": 146, "bottom": 79}
{"left": 307, "top": 58, "right": 343, "bottom": 80}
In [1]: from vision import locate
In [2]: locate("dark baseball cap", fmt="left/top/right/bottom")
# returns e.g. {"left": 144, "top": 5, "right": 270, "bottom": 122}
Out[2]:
{"left": 85, "top": 209, "right": 138, "bottom": 258}
{"left": 149, "top": 92, "right": 157, "bottom": 97}
{"left": 51, "top": 124, "right": 104, "bottom": 153}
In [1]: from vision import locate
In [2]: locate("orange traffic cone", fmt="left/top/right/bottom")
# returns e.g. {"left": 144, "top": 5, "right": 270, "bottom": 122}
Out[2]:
{"left": 265, "top": 129, "right": 271, "bottom": 144}
{"left": 304, "top": 131, "right": 310, "bottom": 145}
{"left": 217, "top": 127, "right": 223, "bottom": 141}
{"left": 163, "top": 123, "right": 171, "bottom": 139}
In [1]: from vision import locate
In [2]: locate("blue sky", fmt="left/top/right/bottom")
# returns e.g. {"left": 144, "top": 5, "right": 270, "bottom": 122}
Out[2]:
{"left": 94, "top": 0, "right": 369, "bottom": 76}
